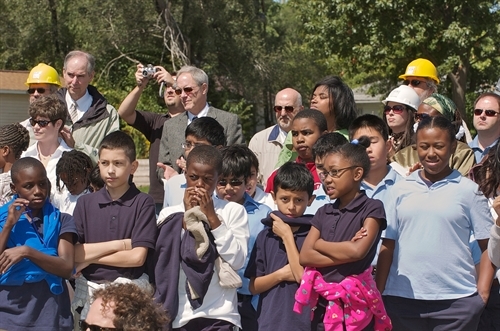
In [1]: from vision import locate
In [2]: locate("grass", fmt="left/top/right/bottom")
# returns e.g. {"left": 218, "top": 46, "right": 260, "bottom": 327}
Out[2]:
{"left": 138, "top": 186, "right": 150, "bottom": 193}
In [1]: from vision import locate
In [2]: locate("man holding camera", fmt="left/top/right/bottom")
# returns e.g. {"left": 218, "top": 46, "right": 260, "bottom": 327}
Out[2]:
{"left": 118, "top": 64, "right": 185, "bottom": 213}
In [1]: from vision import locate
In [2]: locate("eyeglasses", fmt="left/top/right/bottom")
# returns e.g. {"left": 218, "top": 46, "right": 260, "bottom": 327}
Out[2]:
{"left": 414, "top": 113, "right": 430, "bottom": 121}
{"left": 274, "top": 105, "right": 295, "bottom": 113}
{"left": 319, "top": 166, "right": 358, "bottom": 179}
{"left": 383, "top": 105, "right": 407, "bottom": 115}
{"left": 217, "top": 178, "right": 244, "bottom": 187}
{"left": 181, "top": 142, "right": 208, "bottom": 150}
{"left": 80, "top": 320, "right": 120, "bottom": 331}
{"left": 29, "top": 118, "right": 57, "bottom": 128}
{"left": 474, "top": 108, "right": 500, "bottom": 117}
{"left": 27, "top": 88, "right": 47, "bottom": 94}
{"left": 404, "top": 79, "right": 427, "bottom": 87}
{"left": 174, "top": 86, "right": 195, "bottom": 95}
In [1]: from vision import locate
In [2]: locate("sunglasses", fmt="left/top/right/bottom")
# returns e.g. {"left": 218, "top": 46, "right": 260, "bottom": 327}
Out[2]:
{"left": 414, "top": 113, "right": 430, "bottom": 121}
{"left": 80, "top": 320, "right": 120, "bottom": 331}
{"left": 27, "top": 88, "right": 47, "bottom": 94}
{"left": 383, "top": 105, "right": 407, "bottom": 115}
{"left": 217, "top": 178, "right": 244, "bottom": 187}
{"left": 174, "top": 86, "right": 195, "bottom": 95}
{"left": 319, "top": 166, "right": 358, "bottom": 179}
{"left": 474, "top": 108, "right": 500, "bottom": 117}
{"left": 29, "top": 118, "right": 57, "bottom": 128}
{"left": 403, "top": 79, "right": 426, "bottom": 87}
{"left": 274, "top": 105, "right": 295, "bottom": 113}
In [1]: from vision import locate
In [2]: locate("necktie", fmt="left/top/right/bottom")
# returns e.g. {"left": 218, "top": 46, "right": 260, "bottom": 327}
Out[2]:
{"left": 69, "top": 103, "right": 79, "bottom": 124}
{"left": 191, "top": 116, "right": 197, "bottom": 121}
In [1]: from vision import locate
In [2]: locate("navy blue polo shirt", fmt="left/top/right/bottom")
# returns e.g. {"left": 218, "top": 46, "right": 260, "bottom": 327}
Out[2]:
{"left": 73, "top": 183, "right": 157, "bottom": 283}
{"left": 245, "top": 221, "right": 312, "bottom": 330}
{"left": 311, "top": 192, "right": 386, "bottom": 283}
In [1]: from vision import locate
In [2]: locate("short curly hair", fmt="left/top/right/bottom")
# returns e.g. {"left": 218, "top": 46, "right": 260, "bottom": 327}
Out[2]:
{"left": 91, "top": 283, "right": 169, "bottom": 331}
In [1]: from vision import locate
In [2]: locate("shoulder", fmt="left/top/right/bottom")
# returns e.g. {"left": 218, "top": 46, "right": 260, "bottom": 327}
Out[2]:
{"left": 209, "top": 107, "right": 239, "bottom": 121}
{"left": 158, "top": 204, "right": 184, "bottom": 222}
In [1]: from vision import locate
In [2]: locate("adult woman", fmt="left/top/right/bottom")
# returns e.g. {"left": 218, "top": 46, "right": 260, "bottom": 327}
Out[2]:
{"left": 391, "top": 93, "right": 475, "bottom": 175}
{"left": 276, "top": 76, "right": 358, "bottom": 167}
{"left": 382, "top": 85, "right": 420, "bottom": 156}
{"left": 376, "top": 116, "right": 490, "bottom": 330}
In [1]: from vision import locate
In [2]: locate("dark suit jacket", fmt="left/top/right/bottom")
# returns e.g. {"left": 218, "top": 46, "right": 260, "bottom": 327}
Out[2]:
{"left": 157, "top": 106, "right": 245, "bottom": 178}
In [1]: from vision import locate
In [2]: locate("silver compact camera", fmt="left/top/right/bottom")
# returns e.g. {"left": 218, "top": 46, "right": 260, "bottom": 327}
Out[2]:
{"left": 142, "top": 64, "right": 157, "bottom": 79}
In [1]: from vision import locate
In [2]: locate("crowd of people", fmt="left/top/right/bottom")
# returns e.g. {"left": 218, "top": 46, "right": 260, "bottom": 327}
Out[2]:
{"left": 0, "top": 51, "right": 500, "bottom": 331}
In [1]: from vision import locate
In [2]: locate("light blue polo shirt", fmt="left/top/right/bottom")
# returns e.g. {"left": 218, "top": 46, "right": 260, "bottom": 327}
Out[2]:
{"left": 382, "top": 170, "right": 493, "bottom": 300}
{"left": 361, "top": 166, "right": 402, "bottom": 266}
{"left": 469, "top": 136, "right": 498, "bottom": 163}
{"left": 305, "top": 185, "right": 331, "bottom": 215}
{"left": 227, "top": 193, "right": 271, "bottom": 308}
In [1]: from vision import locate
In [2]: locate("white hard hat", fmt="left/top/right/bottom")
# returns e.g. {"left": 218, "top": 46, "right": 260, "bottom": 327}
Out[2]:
{"left": 382, "top": 85, "right": 421, "bottom": 110}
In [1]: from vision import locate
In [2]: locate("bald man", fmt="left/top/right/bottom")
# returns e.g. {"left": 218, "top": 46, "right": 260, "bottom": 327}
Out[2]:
{"left": 248, "top": 88, "right": 303, "bottom": 188}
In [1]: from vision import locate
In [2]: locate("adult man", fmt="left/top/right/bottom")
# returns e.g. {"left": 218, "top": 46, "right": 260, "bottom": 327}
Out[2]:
{"left": 57, "top": 50, "right": 119, "bottom": 161}
{"left": 157, "top": 65, "right": 244, "bottom": 179}
{"left": 118, "top": 64, "right": 185, "bottom": 213}
{"left": 20, "top": 63, "right": 62, "bottom": 145}
{"left": 399, "top": 58, "right": 439, "bottom": 101}
{"left": 248, "top": 88, "right": 303, "bottom": 187}
{"left": 25, "top": 63, "right": 62, "bottom": 104}
{"left": 469, "top": 80, "right": 500, "bottom": 163}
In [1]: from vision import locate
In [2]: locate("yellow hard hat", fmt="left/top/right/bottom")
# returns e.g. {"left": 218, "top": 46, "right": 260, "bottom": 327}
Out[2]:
{"left": 399, "top": 58, "right": 440, "bottom": 84}
{"left": 25, "top": 63, "right": 62, "bottom": 87}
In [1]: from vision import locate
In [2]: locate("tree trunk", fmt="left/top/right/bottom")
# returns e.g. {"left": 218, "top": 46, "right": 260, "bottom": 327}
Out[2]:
{"left": 47, "top": 0, "right": 61, "bottom": 60}
{"left": 447, "top": 56, "right": 470, "bottom": 120}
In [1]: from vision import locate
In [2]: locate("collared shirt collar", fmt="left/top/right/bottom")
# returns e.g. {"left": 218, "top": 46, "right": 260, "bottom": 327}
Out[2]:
{"left": 407, "top": 169, "right": 462, "bottom": 188}
{"left": 326, "top": 191, "right": 368, "bottom": 214}
{"left": 267, "top": 125, "right": 287, "bottom": 145}
{"left": 65, "top": 89, "right": 92, "bottom": 113}
{"left": 97, "top": 183, "right": 140, "bottom": 207}
{"left": 23, "top": 138, "right": 72, "bottom": 159}
{"left": 187, "top": 103, "right": 210, "bottom": 124}
{"left": 361, "top": 166, "right": 400, "bottom": 191}
{"left": 242, "top": 192, "right": 260, "bottom": 213}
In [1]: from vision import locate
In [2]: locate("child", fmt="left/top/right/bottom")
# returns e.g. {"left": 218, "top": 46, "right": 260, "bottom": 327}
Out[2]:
{"left": 163, "top": 117, "right": 226, "bottom": 208}
{"left": 245, "top": 148, "right": 275, "bottom": 209}
{"left": 265, "top": 109, "right": 328, "bottom": 193}
{"left": 306, "top": 132, "right": 348, "bottom": 214}
{"left": 377, "top": 116, "right": 492, "bottom": 330}
{"left": 72, "top": 131, "right": 157, "bottom": 320}
{"left": 0, "top": 157, "right": 77, "bottom": 330}
{"left": 216, "top": 145, "right": 271, "bottom": 331}
{"left": 0, "top": 123, "right": 30, "bottom": 206}
{"left": 53, "top": 150, "right": 93, "bottom": 214}
{"left": 245, "top": 162, "right": 316, "bottom": 331}
{"left": 296, "top": 137, "right": 391, "bottom": 331}
{"left": 89, "top": 164, "right": 105, "bottom": 192}
{"left": 467, "top": 141, "right": 500, "bottom": 329}
{"left": 152, "top": 145, "right": 249, "bottom": 330}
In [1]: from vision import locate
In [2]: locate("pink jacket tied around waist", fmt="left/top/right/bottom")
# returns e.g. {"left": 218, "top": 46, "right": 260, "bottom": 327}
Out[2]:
{"left": 294, "top": 267, "right": 392, "bottom": 331}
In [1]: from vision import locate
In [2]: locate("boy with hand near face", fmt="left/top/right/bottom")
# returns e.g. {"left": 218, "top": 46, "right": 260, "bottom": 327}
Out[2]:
{"left": 72, "top": 131, "right": 157, "bottom": 320}
{"left": 163, "top": 117, "right": 226, "bottom": 208}
{"left": 216, "top": 145, "right": 271, "bottom": 331}
{"left": 153, "top": 145, "right": 249, "bottom": 331}
{"left": 245, "top": 162, "right": 316, "bottom": 331}
{"left": 265, "top": 109, "right": 328, "bottom": 193}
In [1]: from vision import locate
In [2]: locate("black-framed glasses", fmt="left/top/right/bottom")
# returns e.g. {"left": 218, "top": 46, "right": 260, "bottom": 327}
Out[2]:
{"left": 274, "top": 105, "right": 295, "bottom": 113}
{"left": 27, "top": 88, "right": 47, "bottom": 94}
{"left": 174, "top": 86, "right": 195, "bottom": 95}
{"left": 29, "top": 118, "right": 57, "bottom": 128}
{"left": 217, "top": 178, "right": 244, "bottom": 187}
{"left": 181, "top": 141, "right": 208, "bottom": 150}
{"left": 474, "top": 108, "right": 500, "bottom": 117}
{"left": 414, "top": 113, "right": 430, "bottom": 121}
{"left": 80, "top": 320, "right": 120, "bottom": 331}
{"left": 383, "top": 105, "right": 406, "bottom": 115}
{"left": 403, "top": 79, "right": 427, "bottom": 87}
{"left": 319, "top": 166, "right": 358, "bottom": 179}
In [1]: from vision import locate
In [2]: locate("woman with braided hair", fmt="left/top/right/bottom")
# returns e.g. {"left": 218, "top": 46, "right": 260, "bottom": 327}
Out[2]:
{"left": 0, "top": 123, "right": 30, "bottom": 206}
